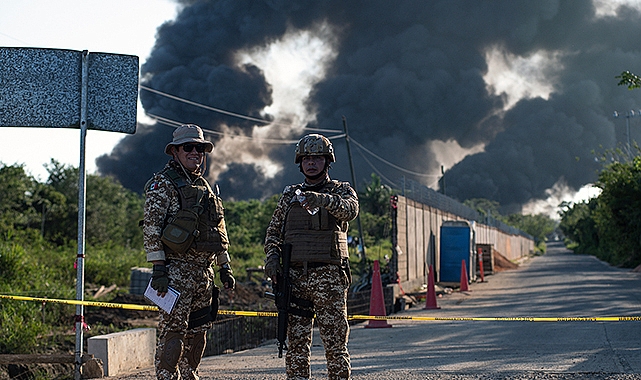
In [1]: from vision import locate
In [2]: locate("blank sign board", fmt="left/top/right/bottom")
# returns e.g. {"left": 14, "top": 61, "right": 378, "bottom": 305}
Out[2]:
{"left": 0, "top": 47, "right": 139, "bottom": 134}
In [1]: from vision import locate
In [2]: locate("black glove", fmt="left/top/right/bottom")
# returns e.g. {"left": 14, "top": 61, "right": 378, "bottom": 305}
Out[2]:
{"left": 151, "top": 264, "right": 169, "bottom": 294}
{"left": 264, "top": 254, "right": 281, "bottom": 281}
{"left": 303, "top": 191, "right": 332, "bottom": 209}
{"left": 219, "top": 264, "right": 236, "bottom": 290}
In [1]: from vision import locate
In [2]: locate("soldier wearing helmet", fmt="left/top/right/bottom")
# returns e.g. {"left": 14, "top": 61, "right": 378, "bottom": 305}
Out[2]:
{"left": 143, "top": 124, "right": 235, "bottom": 380}
{"left": 264, "top": 133, "right": 358, "bottom": 380}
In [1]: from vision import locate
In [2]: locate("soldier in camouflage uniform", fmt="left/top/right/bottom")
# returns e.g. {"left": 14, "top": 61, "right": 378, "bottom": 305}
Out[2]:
{"left": 264, "top": 134, "right": 359, "bottom": 380}
{"left": 143, "top": 124, "right": 236, "bottom": 380}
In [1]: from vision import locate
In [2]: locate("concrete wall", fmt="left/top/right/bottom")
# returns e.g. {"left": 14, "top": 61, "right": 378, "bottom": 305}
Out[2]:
{"left": 395, "top": 195, "right": 535, "bottom": 291}
{"left": 87, "top": 328, "right": 156, "bottom": 377}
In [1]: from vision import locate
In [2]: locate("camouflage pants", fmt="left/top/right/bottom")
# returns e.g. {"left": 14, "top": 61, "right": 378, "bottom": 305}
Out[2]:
{"left": 286, "top": 264, "right": 351, "bottom": 380}
{"left": 155, "top": 260, "right": 214, "bottom": 380}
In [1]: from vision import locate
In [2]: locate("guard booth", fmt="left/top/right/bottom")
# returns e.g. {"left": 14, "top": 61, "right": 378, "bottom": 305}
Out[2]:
{"left": 439, "top": 220, "right": 476, "bottom": 284}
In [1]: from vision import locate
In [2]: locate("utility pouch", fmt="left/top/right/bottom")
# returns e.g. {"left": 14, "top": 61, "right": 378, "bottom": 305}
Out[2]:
{"left": 161, "top": 209, "right": 200, "bottom": 254}
{"left": 187, "top": 285, "right": 220, "bottom": 329}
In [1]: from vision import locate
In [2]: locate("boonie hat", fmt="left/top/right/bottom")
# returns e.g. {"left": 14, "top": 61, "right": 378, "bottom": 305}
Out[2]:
{"left": 165, "top": 124, "right": 214, "bottom": 155}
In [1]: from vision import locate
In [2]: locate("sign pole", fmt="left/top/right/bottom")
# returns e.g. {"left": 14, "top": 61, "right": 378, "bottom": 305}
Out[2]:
{"left": 1, "top": 47, "right": 139, "bottom": 377}
{"left": 74, "top": 50, "right": 89, "bottom": 380}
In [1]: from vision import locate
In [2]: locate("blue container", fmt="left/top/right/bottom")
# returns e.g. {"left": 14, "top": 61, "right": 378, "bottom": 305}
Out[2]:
{"left": 439, "top": 221, "right": 476, "bottom": 283}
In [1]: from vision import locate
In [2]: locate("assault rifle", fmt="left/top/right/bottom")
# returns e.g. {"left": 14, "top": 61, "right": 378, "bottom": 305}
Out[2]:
{"left": 266, "top": 243, "right": 314, "bottom": 358}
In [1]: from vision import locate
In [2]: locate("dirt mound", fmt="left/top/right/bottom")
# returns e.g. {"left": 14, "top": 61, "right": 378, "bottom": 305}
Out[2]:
{"left": 85, "top": 293, "right": 159, "bottom": 329}
{"left": 493, "top": 251, "right": 519, "bottom": 272}
{"left": 220, "top": 282, "right": 274, "bottom": 311}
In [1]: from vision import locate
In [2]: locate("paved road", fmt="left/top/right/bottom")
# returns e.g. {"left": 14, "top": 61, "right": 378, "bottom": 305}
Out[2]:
{"left": 112, "top": 242, "right": 641, "bottom": 379}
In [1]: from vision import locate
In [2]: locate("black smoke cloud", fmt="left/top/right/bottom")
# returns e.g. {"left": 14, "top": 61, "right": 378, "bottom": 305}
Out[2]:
{"left": 97, "top": 0, "right": 641, "bottom": 210}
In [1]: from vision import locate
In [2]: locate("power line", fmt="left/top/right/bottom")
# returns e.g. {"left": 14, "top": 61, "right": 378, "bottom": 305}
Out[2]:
{"left": 350, "top": 138, "right": 440, "bottom": 178}
{"left": 140, "top": 85, "right": 341, "bottom": 133}
{"left": 141, "top": 84, "right": 440, "bottom": 183}
{"left": 146, "top": 112, "right": 347, "bottom": 145}
{"left": 352, "top": 144, "right": 397, "bottom": 187}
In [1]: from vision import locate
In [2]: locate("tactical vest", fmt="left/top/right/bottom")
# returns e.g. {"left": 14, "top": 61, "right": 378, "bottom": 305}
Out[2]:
{"left": 161, "top": 167, "right": 229, "bottom": 255}
{"left": 283, "top": 185, "right": 349, "bottom": 264}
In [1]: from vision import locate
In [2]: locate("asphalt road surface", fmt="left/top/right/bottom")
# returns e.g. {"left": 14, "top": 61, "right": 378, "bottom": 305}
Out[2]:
{"left": 112, "top": 242, "right": 641, "bottom": 379}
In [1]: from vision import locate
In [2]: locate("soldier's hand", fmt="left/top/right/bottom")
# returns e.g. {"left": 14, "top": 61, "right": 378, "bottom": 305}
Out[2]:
{"left": 151, "top": 264, "right": 169, "bottom": 296}
{"left": 219, "top": 264, "right": 236, "bottom": 290}
{"left": 302, "top": 191, "right": 331, "bottom": 209}
{"left": 264, "top": 254, "right": 281, "bottom": 283}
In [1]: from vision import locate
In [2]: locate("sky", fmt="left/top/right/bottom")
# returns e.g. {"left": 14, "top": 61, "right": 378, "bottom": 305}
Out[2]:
{"left": 0, "top": 0, "right": 178, "bottom": 181}
{"left": 5, "top": 0, "right": 639, "bottom": 220}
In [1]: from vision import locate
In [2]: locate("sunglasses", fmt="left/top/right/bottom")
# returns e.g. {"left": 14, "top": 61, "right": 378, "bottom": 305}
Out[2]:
{"left": 181, "top": 144, "right": 207, "bottom": 153}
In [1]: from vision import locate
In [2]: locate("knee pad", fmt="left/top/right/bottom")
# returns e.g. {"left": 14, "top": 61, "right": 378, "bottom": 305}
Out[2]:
{"left": 185, "top": 331, "right": 207, "bottom": 369}
{"left": 159, "top": 331, "right": 184, "bottom": 372}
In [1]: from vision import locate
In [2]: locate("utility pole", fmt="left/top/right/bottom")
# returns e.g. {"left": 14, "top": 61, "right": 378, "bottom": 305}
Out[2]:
{"left": 342, "top": 116, "right": 367, "bottom": 263}
{"left": 613, "top": 110, "right": 640, "bottom": 158}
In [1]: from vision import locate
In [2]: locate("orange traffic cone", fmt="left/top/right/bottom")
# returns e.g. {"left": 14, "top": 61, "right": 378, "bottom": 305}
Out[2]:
{"left": 365, "top": 260, "right": 392, "bottom": 328}
{"left": 423, "top": 264, "right": 440, "bottom": 310}
{"left": 459, "top": 259, "right": 470, "bottom": 292}
{"left": 477, "top": 247, "right": 485, "bottom": 283}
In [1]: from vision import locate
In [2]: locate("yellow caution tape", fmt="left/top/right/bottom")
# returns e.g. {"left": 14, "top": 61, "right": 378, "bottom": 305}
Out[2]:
{"left": 347, "top": 314, "right": 641, "bottom": 322}
{"left": 0, "top": 294, "right": 159, "bottom": 311}
{"left": 1, "top": 294, "right": 640, "bottom": 322}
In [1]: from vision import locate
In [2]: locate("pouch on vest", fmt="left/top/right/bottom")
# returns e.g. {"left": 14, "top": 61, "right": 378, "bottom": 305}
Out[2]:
{"left": 161, "top": 208, "right": 200, "bottom": 254}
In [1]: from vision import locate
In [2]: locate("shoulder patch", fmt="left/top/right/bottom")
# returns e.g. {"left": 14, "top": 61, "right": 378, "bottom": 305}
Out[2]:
{"left": 148, "top": 181, "right": 160, "bottom": 191}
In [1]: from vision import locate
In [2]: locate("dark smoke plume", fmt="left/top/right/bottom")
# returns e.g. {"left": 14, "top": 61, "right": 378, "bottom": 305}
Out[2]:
{"left": 97, "top": 0, "right": 641, "bottom": 211}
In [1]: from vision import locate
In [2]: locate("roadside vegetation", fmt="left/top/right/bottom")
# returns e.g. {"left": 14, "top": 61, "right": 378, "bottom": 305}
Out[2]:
{"left": 559, "top": 151, "right": 641, "bottom": 268}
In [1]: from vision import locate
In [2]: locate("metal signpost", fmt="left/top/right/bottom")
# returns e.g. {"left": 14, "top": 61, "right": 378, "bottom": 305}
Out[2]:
{"left": 0, "top": 47, "right": 139, "bottom": 379}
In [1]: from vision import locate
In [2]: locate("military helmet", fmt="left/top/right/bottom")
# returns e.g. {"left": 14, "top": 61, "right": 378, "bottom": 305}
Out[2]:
{"left": 295, "top": 134, "right": 335, "bottom": 163}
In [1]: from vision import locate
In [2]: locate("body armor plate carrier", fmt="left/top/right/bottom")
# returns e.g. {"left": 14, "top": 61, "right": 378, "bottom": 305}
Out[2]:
{"left": 283, "top": 184, "right": 349, "bottom": 264}
{"left": 161, "top": 167, "right": 229, "bottom": 255}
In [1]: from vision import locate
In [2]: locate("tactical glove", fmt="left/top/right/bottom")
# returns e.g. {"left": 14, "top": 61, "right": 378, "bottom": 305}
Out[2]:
{"left": 151, "top": 264, "right": 169, "bottom": 294}
{"left": 302, "top": 191, "right": 332, "bottom": 209}
{"left": 264, "top": 254, "right": 281, "bottom": 281}
{"left": 219, "top": 264, "right": 236, "bottom": 290}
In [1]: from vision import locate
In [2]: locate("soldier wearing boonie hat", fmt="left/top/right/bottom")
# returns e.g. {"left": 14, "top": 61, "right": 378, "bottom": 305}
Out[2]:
{"left": 143, "top": 124, "right": 235, "bottom": 380}
{"left": 163, "top": 123, "right": 214, "bottom": 155}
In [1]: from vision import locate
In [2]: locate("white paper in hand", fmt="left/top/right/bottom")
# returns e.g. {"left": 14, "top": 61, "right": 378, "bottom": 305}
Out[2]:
{"left": 144, "top": 278, "right": 180, "bottom": 313}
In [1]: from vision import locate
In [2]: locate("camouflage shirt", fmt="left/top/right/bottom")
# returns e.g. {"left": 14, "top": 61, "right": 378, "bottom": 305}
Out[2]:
{"left": 264, "top": 176, "right": 359, "bottom": 260}
{"left": 143, "top": 160, "right": 230, "bottom": 266}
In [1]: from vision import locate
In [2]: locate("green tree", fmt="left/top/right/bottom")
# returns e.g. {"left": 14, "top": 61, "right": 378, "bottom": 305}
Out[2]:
{"left": 558, "top": 156, "right": 641, "bottom": 267}
{"left": 225, "top": 196, "right": 278, "bottom": 248}
{"left": 0, "top": 164, "right": 38, "bottom": 233}
{"left": 359, "top": 173, "right": 393, "bottom": 215}
{"left": 616, "top": 71, "right": 641, "bottom": 90}
{"left": 463, "top": 198, "right": 502, "bottom": 219}
{"left": 85, "top": 175, "right": 144, "bottom": 248}
{"left": 43, "top": 160, "right": 144, "bottom": 247}
{"left": 558, "top": 200, "right": 599, "bottom": 255}
{"left": 505, "top": 213, "right": 557, "bottom": 245}
{"left": 592, "top": 156, "right": 641, "bottom": 266}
